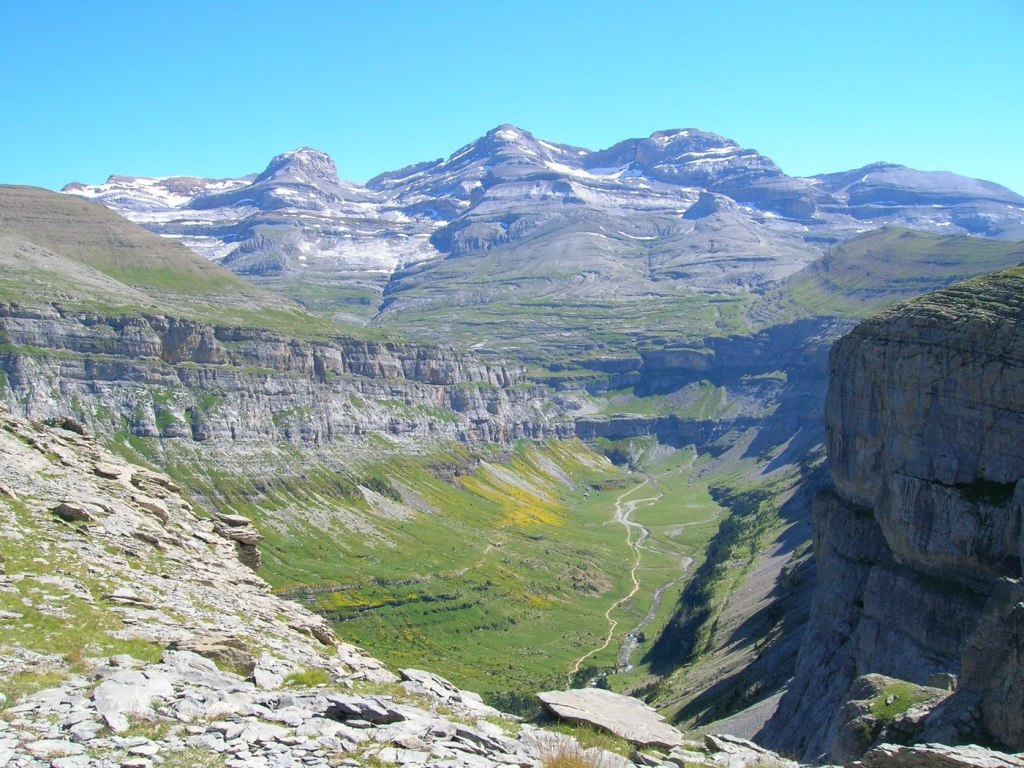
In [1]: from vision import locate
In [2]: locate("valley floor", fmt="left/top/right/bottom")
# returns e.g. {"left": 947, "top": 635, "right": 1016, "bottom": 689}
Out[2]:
{"left": 287, "top": 443, "right": 727, "bottom": 708}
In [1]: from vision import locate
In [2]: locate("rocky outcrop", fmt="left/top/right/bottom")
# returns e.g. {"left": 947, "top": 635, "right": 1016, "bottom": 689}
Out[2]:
{"left": 760, "top": 268, "right": 1024, "bottom": 760}
{"left": 399, "top": 668, "right": 504, "bottom": 719}
{"left": 0, "top": 403, "right": 353, "bottom": 668}
{"left": 0, "top": 304, "right": 570, "bottom": 446}
{"left": 213, "top": 513, "right": 264, "bottom": 571}
{"left": 829, "top": 674, "right": 952, "bottom": 763}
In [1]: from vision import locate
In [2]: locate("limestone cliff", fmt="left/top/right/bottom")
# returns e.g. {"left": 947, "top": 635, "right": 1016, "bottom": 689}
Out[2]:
{"left": 0, "top": 185, "right": 570, "bottom": 449}
{"left": 0, "top": 304, "right": 570, "bottom": 446}
{"left": 760, "top": 268, "right": 1024, "bottom": 760}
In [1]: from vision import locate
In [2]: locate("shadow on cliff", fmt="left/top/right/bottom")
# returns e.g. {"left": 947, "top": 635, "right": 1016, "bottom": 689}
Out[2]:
{"left": 669, "top": 545, "right": 816, "bottom": 729}
{"left": 737, "top": 328, "right": 835, "bottom": 474}
{"left": 634, "top": 318, "right": 841, "bottom": 396}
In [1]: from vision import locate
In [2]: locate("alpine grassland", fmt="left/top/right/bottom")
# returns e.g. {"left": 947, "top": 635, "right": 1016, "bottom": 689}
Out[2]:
{"left": 375, "top": 293, "right": 751, "bottom": 368}
{"left": 755, "top": 227, "right": 1024, "bottom": 324}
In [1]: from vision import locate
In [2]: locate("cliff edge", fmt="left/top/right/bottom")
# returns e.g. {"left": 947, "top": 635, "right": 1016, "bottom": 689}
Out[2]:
{"left": 759, "top": 267, "right": 1024, "bottom": 761}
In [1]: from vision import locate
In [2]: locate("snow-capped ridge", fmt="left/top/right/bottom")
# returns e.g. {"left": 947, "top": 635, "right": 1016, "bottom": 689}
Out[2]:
{"left": 491, "top": 123, "right": 529, "bottom": 143}
{"left": 454, "top": 124, "right": 547, "bottom": 162}
{"left": 60, "top": 123, "right": 1024, "bottom": 301}
{"left": 648, "top": 128, "right": 736, "bottom": 148}
{"left": 812, "top": 162, "right": 1024, "bottom": 206}
{"left": 438, "top": 124, "right": 588, "bottom": 171}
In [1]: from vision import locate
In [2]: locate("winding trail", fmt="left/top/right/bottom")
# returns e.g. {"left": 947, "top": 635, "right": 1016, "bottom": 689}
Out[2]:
{"left": 570, "top": 479, "right": 667, "bottom": 674}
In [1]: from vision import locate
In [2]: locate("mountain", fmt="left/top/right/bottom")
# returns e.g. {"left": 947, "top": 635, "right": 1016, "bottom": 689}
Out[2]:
{"left": 0, "top": 184, "right": 326, "bottom": 334}
{"left": 812, "top": 162, "right": 1024, "bottom": 238}
{"left": 754, "top": 226, "right": 1024, "bottom": 322}
{"left": 0, "top": 184, "right": 560, "bottom": 446}
{"left": 64, "top": 148, "right": 440, "bottom": 325}
{"left": 63, "top": 125, "right": 1024, "bottom": 362}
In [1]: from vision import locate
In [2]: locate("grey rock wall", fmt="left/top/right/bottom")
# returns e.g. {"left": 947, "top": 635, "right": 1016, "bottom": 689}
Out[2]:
{"left": 760, "top": 269, "right": 1024, "bottom": 760}
{"left": 0, "top": 304, "right": 570, "bottom": 446}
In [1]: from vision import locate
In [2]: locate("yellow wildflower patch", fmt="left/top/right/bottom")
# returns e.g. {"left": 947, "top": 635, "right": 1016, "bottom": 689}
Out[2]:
{"left": 460, "top": 463, "right": 564, "bottom": 527}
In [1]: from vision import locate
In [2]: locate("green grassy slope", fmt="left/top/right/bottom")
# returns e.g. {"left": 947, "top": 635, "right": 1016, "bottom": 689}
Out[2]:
{"left": 0, "top": 185, "right": 352, "bottom": 338}
{"left": 376, "top": 227, "right": 1024, "bottom": 375}
{"left": 754, "top": 227, "right": 1024, "bottom": 323}
{"left": 378, "top": 293, "right": 751, "bottom": 371}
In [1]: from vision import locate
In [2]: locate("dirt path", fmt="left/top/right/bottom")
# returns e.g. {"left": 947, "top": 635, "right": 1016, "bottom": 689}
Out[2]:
{"left": 570, "top": 479, "right": 666, "bottom": 674}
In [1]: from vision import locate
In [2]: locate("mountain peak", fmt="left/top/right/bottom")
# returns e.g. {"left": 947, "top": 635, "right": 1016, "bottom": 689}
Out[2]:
{"left": 486, "top": 124, "right": 530, "bottom": 142}
{"left": 254, "top": 147, "right": 340, "bottom": 186}
{"left": 427, "top": 124, "right": 554, "bottom": 173}
{"left": 473, "top": 124, "right": 544, "bottom": 155}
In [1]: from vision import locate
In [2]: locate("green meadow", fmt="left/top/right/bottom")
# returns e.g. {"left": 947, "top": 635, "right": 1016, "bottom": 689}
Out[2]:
{"left": 116, "top": 432, "right": 729, "bottom": 703}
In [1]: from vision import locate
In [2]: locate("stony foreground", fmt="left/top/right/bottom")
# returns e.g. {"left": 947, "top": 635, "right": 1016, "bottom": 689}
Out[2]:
{"left": 0, "top": 653, "right": 525, "bottom": 768}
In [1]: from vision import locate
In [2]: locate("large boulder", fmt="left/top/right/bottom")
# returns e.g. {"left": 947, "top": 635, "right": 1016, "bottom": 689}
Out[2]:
{"left": 537, "top": 687, "right": 683, "bottom": 748}
{"left": 169, "top": 634, "right": 256, "bottom": 677}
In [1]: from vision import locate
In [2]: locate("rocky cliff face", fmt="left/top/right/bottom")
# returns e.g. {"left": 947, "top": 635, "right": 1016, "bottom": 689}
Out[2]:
{"left": 0, "top": 304, "right": 570, "bottom": 446}
{"left": 760, "top": 268, "right": 1024, "bottom": 760}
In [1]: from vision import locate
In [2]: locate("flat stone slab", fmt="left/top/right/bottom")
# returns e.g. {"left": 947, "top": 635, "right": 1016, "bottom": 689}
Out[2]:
{"left": 537, "top": 688, "right": 683, "bottom": 748}
{"left": 93, "top": 670, "right": 174, "bottom": 732}
{"left": 324, "top": 694, "right": 407, "bottom": 725}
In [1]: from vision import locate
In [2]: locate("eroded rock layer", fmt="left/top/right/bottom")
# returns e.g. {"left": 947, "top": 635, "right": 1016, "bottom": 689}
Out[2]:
{"left": 0, "top": 305, "right": 568, "bottom": 445}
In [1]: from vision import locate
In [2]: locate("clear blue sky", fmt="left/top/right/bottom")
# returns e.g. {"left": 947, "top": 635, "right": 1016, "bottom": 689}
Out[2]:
{"left": 3, "top": 0, "right": 1022, "bottom": 194}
